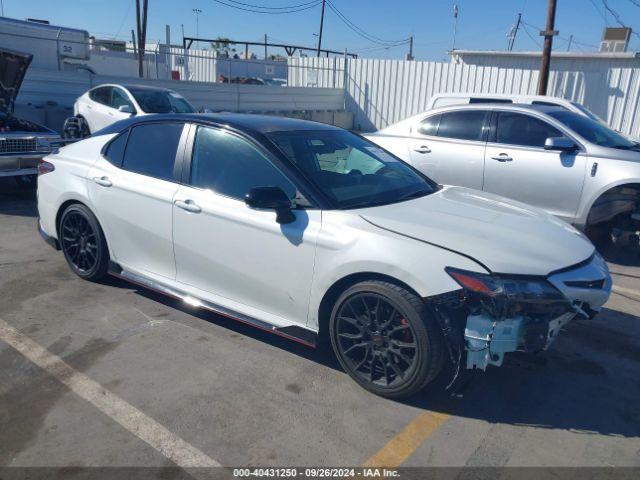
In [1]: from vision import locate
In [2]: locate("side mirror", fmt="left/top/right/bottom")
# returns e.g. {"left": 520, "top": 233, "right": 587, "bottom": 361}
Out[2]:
{"left": 544, "top": 136, "right": 576, "bottom": 151}
{"left": 118, "top": 105, "right": 134, "bottom": 114}
{"left": 245, "top": 186, "right": 295, "bottom": 224}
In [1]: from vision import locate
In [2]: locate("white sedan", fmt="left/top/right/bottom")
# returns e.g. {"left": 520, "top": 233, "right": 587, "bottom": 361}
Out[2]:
{"left": 37, "top": 113, "right": 611, "bottom": 398}
{"left": 71, "top": 83, "right": 195, "bottom": 136}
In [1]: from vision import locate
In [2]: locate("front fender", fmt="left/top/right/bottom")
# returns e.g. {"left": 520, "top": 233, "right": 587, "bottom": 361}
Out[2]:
{"left": 306, "top": 211, "right": 487, "bottom": 330}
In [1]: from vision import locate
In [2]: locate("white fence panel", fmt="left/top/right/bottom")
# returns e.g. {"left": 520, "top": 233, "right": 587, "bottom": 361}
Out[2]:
{"left": 18, "top": 69, "right": 344, "bottom": 114}
{"left": 288, "top": 57, "right": 640, "bottom": 137}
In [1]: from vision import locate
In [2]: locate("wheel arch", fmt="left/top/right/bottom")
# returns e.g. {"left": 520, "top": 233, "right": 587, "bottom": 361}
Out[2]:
{"left": 55, "top": 199, "right": 111, "bottom": 259}
{"left": 316, "top": 272, "right": 423, "bottom": 344}
{"left": 582, "top": 181, "right": 640, "bottom": 227}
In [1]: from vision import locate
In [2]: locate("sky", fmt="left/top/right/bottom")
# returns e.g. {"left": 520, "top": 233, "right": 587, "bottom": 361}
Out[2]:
{"left": 2, "top": 0, "right": 640, "bottom": 60}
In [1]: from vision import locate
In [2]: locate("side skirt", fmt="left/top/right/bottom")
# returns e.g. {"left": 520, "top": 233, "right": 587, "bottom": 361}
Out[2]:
{"left": 107, "top": 262, "right": 317, "bottom": 348}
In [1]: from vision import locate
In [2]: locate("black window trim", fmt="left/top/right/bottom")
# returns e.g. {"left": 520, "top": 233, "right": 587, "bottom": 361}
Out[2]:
{"left": 181, "top": 122, "right": 321, "bottom": 209}
{"left": 487, "top": 109, "right": 585, "bottom": 153}
{"left": 100, "top": 120, "right": 189, "bottom": 183}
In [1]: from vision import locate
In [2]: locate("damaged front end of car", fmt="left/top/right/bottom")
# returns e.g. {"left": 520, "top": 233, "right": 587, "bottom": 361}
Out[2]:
{"left": 427, "top": 255, "right": 611, "bottom": 380}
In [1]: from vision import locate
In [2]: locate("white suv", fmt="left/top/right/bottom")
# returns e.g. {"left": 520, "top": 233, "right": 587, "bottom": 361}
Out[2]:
{"left": 71, "top": 84, "right": 195, "bottom": 136}
{"left": 427, "top": 93, "right": 609, "bottom": 126}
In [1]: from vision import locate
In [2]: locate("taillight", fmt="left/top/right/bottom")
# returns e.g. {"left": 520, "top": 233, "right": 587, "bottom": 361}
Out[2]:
{"left": 38, "top": 160, "right": 55, "bottom": 176}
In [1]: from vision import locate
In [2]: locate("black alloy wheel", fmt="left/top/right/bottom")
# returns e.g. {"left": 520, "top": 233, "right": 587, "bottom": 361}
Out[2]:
{"left": 330, "top": 281, "right": 443, "bottom": 399}
{"left": 59, "top": 204, "right": 109, "bottom": 281}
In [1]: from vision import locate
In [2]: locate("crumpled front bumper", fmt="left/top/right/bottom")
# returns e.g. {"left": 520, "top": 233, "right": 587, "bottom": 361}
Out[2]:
{"left": 463, "top": 253, "right": 612, "bottom": 370}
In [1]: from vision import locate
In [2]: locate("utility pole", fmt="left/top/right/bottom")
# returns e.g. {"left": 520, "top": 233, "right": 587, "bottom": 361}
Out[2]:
{"left": 538, "top": 0, "right": 558, "bottom": 95}
{"left": 135, "top": 0, "right": 148, "bottom": 78}
{"left": 451, "top": 3, "right": 459, "bottom": 52}
{"left": 316, "top": 0, "right": 326, "bottom": 56}
{"left": 567, "top": 34, "right": 573, "bottom": 51}
{"left": 406, "top": 35, "right": 414, "bottom": 60}
{"left": 508, "top": 13, "right": 521, "bottom": 51}
{"left": 264, "top": 34, "right": 267, "bottom": 59}
{"left": 192, "top": 8, "right": 202, "bottom": 49}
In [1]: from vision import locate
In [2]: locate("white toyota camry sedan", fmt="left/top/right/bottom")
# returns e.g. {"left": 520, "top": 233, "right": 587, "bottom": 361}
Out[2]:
{"left": 37, "top": 114, "right": 612, "bottom": 398}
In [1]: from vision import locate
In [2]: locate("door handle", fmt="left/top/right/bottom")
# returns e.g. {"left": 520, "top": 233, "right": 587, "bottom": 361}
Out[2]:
{"left": 491, "top": 154, "right": 513, "bottom": 162}
{"left": 174, "top": 199, "right": 202, "bottom": 213}
{"left": 92, "top": 176, "right": 112, "bottom": 187}
{"left": 413, "top": 146, "right": 431, "bottom": 154}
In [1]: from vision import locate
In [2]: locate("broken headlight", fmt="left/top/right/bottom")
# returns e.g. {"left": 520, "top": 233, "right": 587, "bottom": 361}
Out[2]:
{"left": 445, "top": 267, "right": 571, "bottom": 320}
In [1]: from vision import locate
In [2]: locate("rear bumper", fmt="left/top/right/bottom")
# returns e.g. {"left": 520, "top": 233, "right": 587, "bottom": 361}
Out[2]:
{"left": 38, "top": 220, "right": 60, "bottom": 250}
{"left": 0, "top": 152, "right": 47, "bottom": 176}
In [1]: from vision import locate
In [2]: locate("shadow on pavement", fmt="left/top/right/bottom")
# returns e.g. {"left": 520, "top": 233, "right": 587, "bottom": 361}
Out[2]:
{"left": 103, "top": 270, "right": 640, "bottom": 439}
{"left": 0, "top": 179, "right": 38, "bottom": 217}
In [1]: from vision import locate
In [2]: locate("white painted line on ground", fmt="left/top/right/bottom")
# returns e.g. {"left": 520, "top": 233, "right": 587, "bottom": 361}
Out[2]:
{"left": 0, "top": 317, "right": 220, "bottom": 468}
{"left": 612, "top": 285, "right": 640, "bottom": 299}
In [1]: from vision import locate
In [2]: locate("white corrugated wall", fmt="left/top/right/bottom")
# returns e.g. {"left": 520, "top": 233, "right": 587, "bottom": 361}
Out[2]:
{"left": 288, "top": 56, "right": 640, "bottom": 136}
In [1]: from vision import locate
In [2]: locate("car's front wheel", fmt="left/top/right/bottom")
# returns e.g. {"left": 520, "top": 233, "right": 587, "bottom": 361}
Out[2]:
{"left": 329, "top": 280, "right": 444, "bottom": 399}
{"left": 59, "top": 204, "right": 109, "bottom": 281}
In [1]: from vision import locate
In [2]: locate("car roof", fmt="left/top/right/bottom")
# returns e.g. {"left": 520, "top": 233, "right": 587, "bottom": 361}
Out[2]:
{"left": 90, "top": 83, "right": 174, "bottom": 92}
{"left": 95, "top": 112, "right": 342, "bottom": 136}
{"left": 426, "top": 102, "right": 568, "bottom": 115}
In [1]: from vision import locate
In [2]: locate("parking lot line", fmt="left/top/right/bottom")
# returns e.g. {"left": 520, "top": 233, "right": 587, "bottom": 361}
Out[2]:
{"left": 362, "top": 410, "right": 450, "bottom": 467}
{"left": 0, "top": 317, "right": 221, "bottom": 468}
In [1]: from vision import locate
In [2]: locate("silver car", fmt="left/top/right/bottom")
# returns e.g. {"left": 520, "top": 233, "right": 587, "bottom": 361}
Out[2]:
{"left": 366, "top": 104, "right": 640, "bottom": 245}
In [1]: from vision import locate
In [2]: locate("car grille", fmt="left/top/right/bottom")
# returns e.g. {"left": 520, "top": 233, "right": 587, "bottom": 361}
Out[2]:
{"left": 0, "top": 137, "right": 38, "bottom": 154}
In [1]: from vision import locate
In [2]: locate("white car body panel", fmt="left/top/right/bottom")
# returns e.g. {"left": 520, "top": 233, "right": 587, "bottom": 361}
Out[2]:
{"left": 37, "top": 117, "right": 612, "bottom": 377}
{"left": 172, "top": 185, "right": 322, "bottom": 327}
{"left": 87, "top": 156, "right": 179, "bottom": 280}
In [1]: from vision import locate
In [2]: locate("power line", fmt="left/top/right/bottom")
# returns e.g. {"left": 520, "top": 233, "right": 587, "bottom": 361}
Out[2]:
{"left": 521, "top": 22, "right": 542, "bottom": 48}
{"left": 210, "top": 0, "right": 321, "bottom": 14}
{"left": 113, "top": 0, "right": 135, "bottom": 40}
{"left": 324, "top": 0, "right": 410, "bottom": 46}
{"left": 600, "top": 0, "right": 640, "bottom": 39}
{"left": 223, "top": 0, "right": 319, "bottom": 9}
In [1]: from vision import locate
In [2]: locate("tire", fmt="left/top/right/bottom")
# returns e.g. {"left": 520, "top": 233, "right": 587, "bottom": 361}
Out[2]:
{"left": 59, "top": 204, "right": 109, "bottom": 281}
{"left": 14, "top": 175, "right": 37, "bottom": 190}
{"left": 329, "top": 280, "right": 444, "bottom": 399}
{"left": 79, "top": 117, "right": 91, "bottom": 138}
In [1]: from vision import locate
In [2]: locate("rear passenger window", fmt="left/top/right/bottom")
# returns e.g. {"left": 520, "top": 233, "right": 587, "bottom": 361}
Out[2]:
{"left": 89, "top": 87, "right": 111, "bottom": 105}
{"left": 104, "top": 131, "right": 128, "bottom": 166}
{"left": 121, "top": 123, "right": 183, "bottom": 181}
{"left": 437, "top": 110, "right": 488, "bottom": 141}
{"left": 495, "top": 112, "right": 562, "bottom": 148}
{"left": 418, "top": 115, "right": 440, "bottom": 136}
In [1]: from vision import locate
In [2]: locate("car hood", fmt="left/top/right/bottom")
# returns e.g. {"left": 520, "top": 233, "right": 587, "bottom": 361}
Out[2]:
{"left": 358, "top": 186, "right": 595, "bottom": 276}
{"left": 0, "top": 48, "right": 32, "bottom": 116}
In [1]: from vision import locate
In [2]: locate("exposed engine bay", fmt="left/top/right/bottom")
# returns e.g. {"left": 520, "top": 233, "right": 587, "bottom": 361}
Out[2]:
{"left": 430, "top": 254, "right": 611, "bottom": 376}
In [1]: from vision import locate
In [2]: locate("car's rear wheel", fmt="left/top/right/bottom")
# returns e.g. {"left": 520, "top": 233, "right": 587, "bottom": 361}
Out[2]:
{"left": 59, "top": 204, "right": 109, "bottom": 281}
{"left": 329, "top": 280, "right": 443, "bottom": 399}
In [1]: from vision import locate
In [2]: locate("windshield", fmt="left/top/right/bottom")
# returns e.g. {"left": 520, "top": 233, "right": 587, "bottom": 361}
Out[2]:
{"left": 128, "top": 88, "right": 195, "bottom": 114}
{"left": 569, "top": 102, "right": 607, "bottom": 125}
{"left": 268, "top": 130, "right": 436, "bottom": 209}
{"left": 548, "top": 110, "right": 638, "bottom": 149}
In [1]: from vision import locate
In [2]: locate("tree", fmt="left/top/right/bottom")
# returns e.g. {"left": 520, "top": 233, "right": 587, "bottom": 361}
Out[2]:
{"left": 210, "top": 37, "right": 236, "bottom": 57}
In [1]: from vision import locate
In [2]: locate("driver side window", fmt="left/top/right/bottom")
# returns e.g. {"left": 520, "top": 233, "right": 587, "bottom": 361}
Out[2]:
{"left": 189, "top": 126, "right": 296, "bottom": 200}
{"left": 111, "top": 88, "right": 133, "bottom": 110}
{"left": 495, "top": 112, "right": 562, "bottom": 148}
